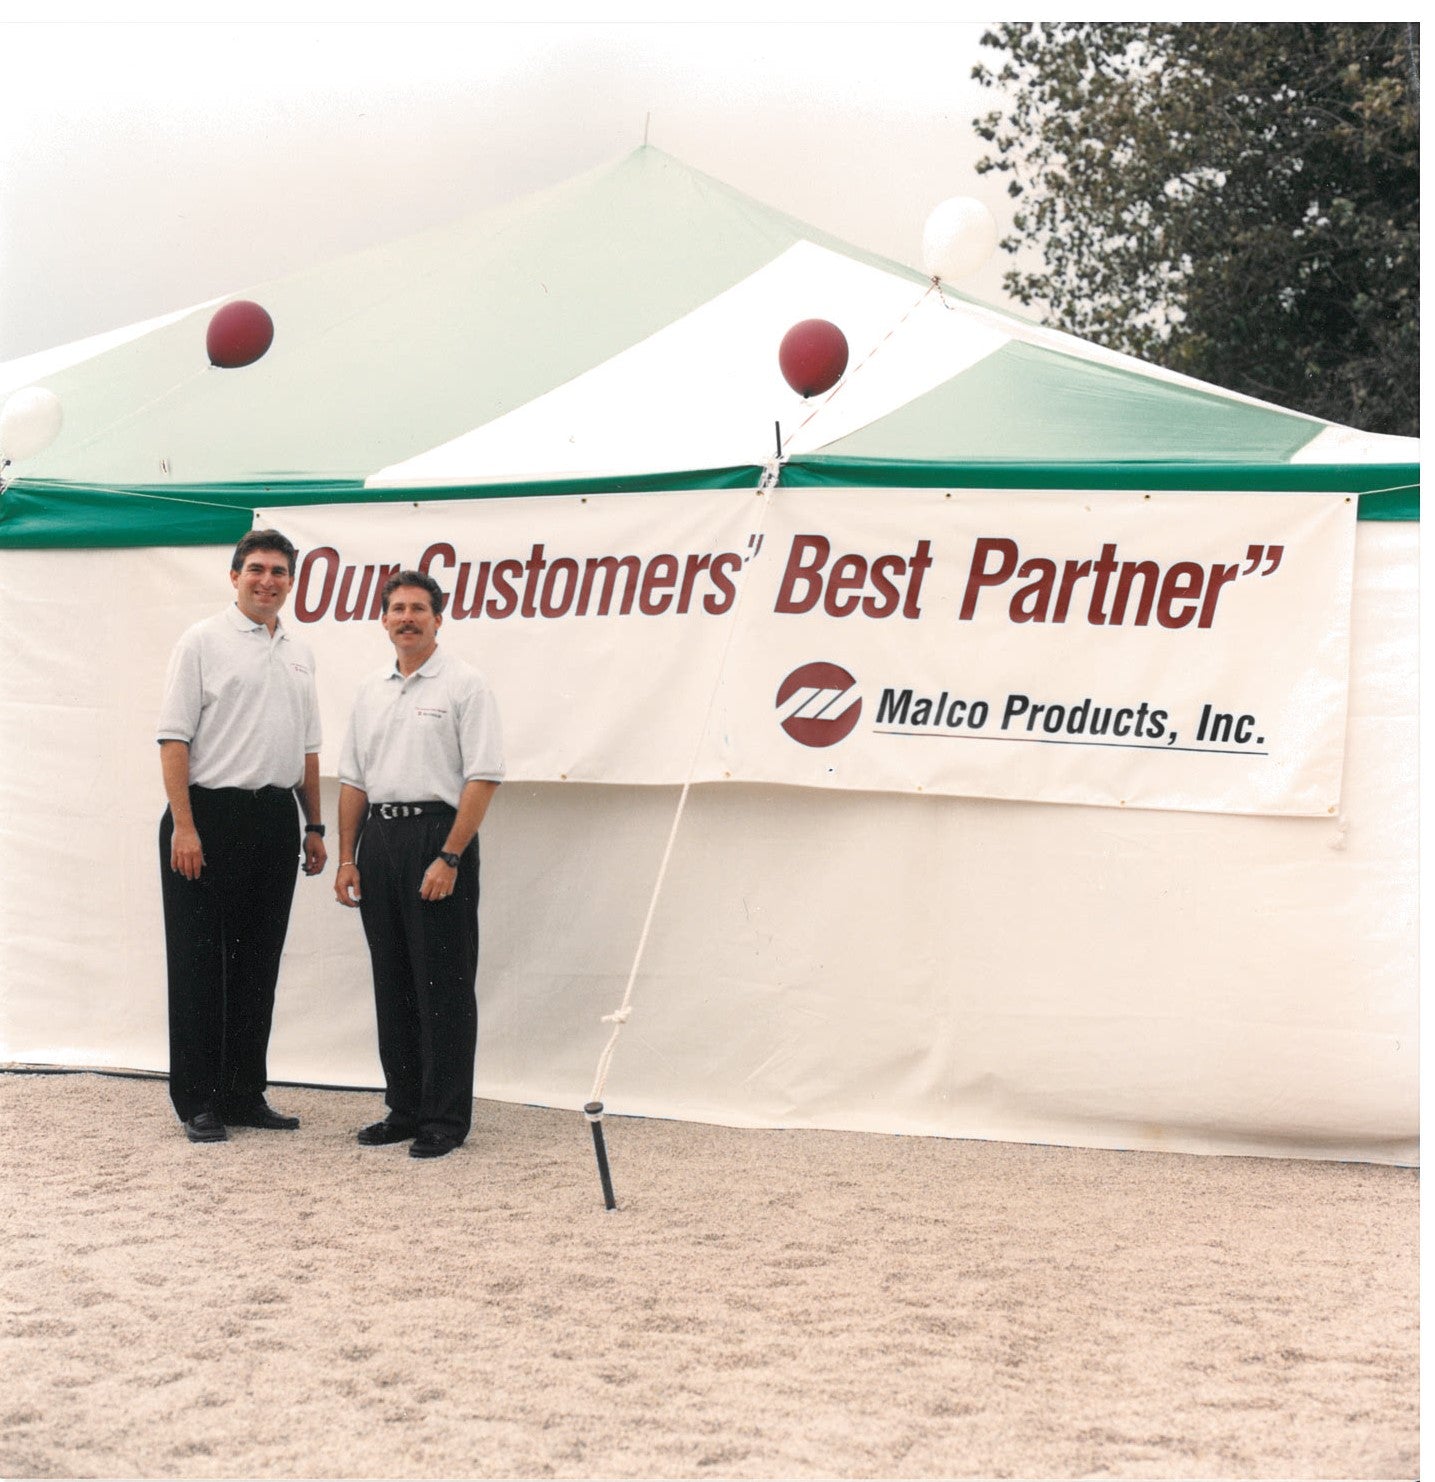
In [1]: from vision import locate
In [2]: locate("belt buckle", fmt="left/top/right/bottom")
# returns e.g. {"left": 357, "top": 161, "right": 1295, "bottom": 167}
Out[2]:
{"left": 379, "top": 802, "right": 416, "bottom": 820}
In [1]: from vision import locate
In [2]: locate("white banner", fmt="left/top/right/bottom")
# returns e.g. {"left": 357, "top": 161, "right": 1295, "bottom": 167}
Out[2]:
{"left": 263, "top": 486, "right": 1357, "bottom": 816}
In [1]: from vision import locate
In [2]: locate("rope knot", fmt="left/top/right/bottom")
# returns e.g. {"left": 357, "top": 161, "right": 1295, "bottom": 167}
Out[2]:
{"left": 602, "top": 1006, "right": 632, "bottom": 1025}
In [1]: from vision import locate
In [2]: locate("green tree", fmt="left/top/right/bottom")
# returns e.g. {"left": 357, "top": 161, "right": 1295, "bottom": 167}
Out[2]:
{"left": 973, "top": 23, "right": 1419, "bottom": 436}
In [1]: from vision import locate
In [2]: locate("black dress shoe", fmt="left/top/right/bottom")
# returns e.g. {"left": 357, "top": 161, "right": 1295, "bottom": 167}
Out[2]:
{"left": 409, "top": 1130, "right": 462, "bottom": 1159}
{"left": 184, "top": 1110, "right": 227, "bottom": 1143}
{"left": 356, "top": 1118, "right": 418, "bottom": 1146}
{"left": 221, "top": 1099, "right": 299, "bottom": 1130}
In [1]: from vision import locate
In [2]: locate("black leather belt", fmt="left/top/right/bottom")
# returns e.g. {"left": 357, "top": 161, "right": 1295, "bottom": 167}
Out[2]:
{"left": 370, "top": 801, "right": 452, "bottom": 820}
{"left": 195, "top": 784, "right": 291, "bottom": 800}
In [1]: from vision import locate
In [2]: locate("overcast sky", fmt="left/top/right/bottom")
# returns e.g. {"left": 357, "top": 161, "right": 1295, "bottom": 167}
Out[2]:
{"left": 0, "top": 20, "right": 1022, "bottom": 362}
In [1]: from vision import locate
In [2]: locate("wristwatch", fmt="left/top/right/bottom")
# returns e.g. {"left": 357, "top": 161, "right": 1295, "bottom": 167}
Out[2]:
{"left": 305, "top": 823, "right": 326, "bottom": 837}
{"left": 437, "top": 850, "right": 461, "bottom": 870}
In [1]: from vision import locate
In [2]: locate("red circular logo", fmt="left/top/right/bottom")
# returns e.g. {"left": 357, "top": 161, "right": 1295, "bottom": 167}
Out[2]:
{"left": 775, "top": 662, "right": 861, "bottom": 748}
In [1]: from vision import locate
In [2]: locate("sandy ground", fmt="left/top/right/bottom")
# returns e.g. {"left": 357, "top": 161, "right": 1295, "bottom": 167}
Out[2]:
{"left": 0, "top": 1072, "right": 1418, "bottom": 1481}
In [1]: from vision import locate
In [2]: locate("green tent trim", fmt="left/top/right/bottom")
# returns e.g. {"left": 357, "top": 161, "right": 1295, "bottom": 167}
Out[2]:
{"left": 0, "top": 460, "right": 1416, "bottom": 549}
{"left": 784, "top": 458, "right": 1420, "bottom": 521}
{"left": 0, "top": 469, "right": 764, "bottom": 549}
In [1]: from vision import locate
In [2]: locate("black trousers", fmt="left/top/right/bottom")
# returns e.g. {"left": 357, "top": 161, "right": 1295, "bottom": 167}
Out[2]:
{"left": 357, "top": 810, "right": 480, "bottom": 1141}
{"left": 160, "top": 786, "right": 300, "bottom": 1122}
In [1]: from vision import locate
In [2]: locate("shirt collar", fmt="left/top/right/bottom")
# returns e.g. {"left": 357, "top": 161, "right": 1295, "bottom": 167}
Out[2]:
{"left": 225, "top": 602, "right": 288, "bottom": 640}
{"left": 387, "top": 646, "right": 445, "bottom": 681}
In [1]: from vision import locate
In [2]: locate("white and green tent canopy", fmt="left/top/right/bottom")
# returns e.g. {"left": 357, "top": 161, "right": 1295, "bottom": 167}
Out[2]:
{"left": 0, "top": 145, "right": 1418, "bottom": 548}
{"left": 0, "top": 147, "right": 1418, "bottom": 1163}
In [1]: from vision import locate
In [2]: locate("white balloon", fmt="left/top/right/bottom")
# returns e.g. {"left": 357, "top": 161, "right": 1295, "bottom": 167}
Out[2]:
{"left": 921, "top": 197, "right": 998, "bottom": 282}
{"left": 0, "top": 385, "right": 64, "bottom": 463}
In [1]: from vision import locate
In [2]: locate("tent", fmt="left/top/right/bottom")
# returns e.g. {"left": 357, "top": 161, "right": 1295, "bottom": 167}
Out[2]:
{"left": 0, "top": 147, "right": 1418, "bottom": 1163}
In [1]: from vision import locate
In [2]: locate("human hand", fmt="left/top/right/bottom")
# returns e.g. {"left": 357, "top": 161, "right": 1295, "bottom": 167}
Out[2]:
{"left": 419, "top": 857, "right": 457, "bottom": 902}
{"left": 302, "top": 832, "right": 328, "bottom": 877}
{"left": 335, "top": 861, "right": 362, "bottom": 907}
{"left": 171, "top": 824, "right": 204, "bottom": 880}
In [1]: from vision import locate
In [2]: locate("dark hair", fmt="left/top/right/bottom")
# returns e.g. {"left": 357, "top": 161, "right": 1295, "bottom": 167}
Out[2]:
{"left": 232, "top": 528, "right": 298, "bottom": 578}
{"left": 380, "top": 568, "right": 446, "bottom": 616}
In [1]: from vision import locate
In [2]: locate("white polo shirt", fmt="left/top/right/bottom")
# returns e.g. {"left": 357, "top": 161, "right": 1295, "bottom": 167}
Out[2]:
{"left": 156, "top": 605, "right": 321, "bottom": 790}
{"left": 339, "top": 647, "right": 505, "bottom": 808}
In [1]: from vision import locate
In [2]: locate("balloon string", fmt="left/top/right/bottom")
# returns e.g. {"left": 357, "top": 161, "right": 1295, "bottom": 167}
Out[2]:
{"left": 2, "top": 478, "right": 258, "bottom": 514}
{"left": 73, "top": 366, "right": 211, "bottom": 456}
{"left": 1349, "top": 480, "right": 1419, "bottom": 496}
{"left": 787, "top": 281, "right": 939, "bottom": 446}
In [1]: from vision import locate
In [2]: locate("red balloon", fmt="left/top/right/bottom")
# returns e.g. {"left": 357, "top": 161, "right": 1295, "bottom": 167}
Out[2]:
{"left": 778, "top": 319, "right": 849, "bottom": 398}
{"left": 206, "top": 300, "right": 274, "bottom": 369}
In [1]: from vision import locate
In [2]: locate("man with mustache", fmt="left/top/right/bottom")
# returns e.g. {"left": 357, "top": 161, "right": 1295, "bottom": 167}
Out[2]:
{"left": 157, "top": 528, "right": 327, "bottom": 1143}
{"left": 334, "top": 569, "right": 504, "bottom": 1159}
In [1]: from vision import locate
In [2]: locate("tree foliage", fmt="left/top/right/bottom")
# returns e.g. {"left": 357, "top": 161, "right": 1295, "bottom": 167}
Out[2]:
{"left": 973, "top": 23, "right": 1419, "bottom": 435}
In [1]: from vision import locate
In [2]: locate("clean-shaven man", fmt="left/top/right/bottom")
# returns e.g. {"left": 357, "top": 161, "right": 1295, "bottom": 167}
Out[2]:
{"left": 158, "top": 529, "right": 327, "bottom": 1143}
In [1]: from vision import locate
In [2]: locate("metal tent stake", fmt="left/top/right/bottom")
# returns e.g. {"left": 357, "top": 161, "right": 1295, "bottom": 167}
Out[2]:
{"left": 584, "top": 1101, "right": 618, "bottom": 1210}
